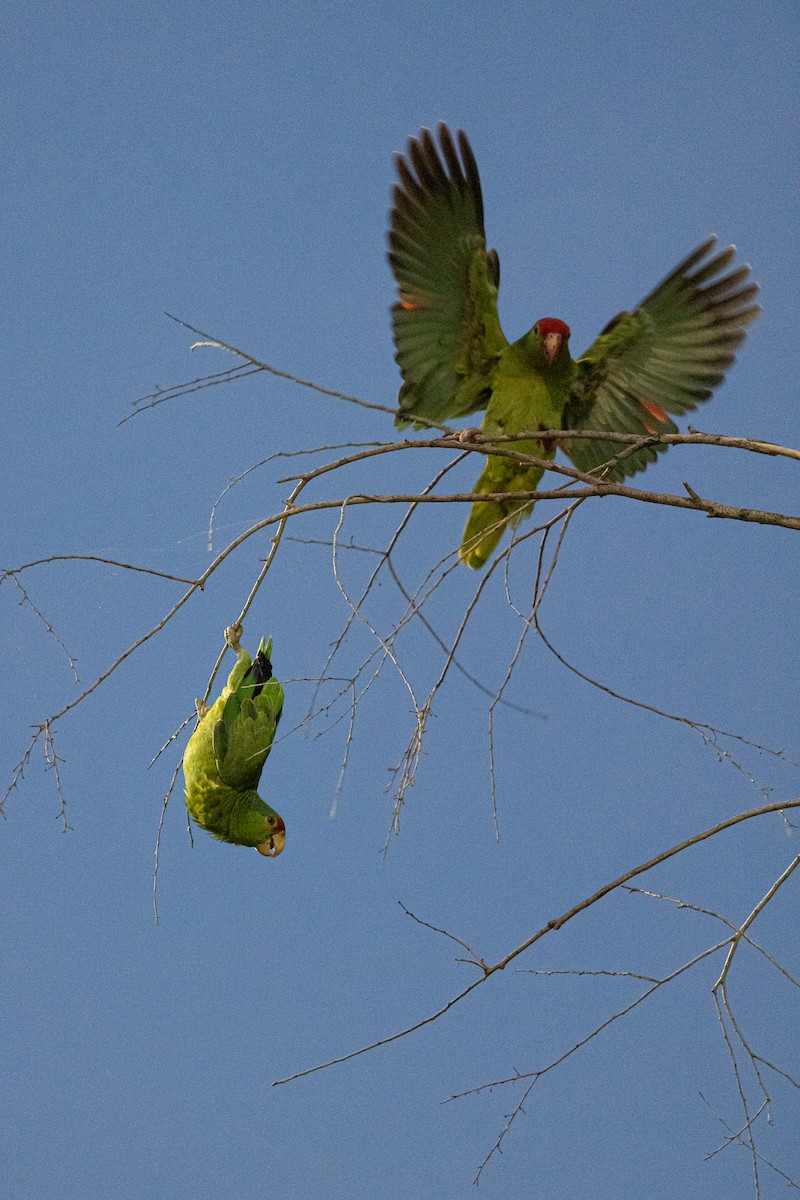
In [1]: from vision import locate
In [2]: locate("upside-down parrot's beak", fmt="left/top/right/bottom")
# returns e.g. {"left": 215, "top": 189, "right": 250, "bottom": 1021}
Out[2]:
{"left": 257, "top": 814, "right": 286, "bottom": 857}
{"left": 543, "top": 331, "right": 564, "bottom": 362}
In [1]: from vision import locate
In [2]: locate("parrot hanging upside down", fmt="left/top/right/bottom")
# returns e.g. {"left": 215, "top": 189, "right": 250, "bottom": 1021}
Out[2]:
{"left": 388, "top": 123, "right": 760, "bottom": 568}
{"left": 183, "top": 624, "right": 286, "bottom": 857}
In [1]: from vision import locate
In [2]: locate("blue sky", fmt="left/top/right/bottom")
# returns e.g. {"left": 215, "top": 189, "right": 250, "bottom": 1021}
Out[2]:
{"left": 3, "top": 3, "right": 798, "bottom": 1197}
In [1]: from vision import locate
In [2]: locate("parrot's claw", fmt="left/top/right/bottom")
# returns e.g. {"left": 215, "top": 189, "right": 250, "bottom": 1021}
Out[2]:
{"left": 457, "top": 427, "right": 482, "bottom": 444}
{"left": 224, "top": 623, "right": 243, "bottom": 652}
{"left": 195, "top": 698, "right": 210, "bottom": 719}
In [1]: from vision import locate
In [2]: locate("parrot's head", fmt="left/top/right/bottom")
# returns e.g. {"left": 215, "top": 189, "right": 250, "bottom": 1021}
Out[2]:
{"left": 256, "top": 810, "right": 286, "bottom": 857}
{"left": 526, "top": 318, "right": 571, "bottom": 366}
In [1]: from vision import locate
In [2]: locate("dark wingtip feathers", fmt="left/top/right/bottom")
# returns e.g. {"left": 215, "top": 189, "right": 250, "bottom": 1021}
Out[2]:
{"left": 390, "top": 123, "right": 485, "bottom": 231}
{"left": 242, "top": 648, "right": 273, "bottom": 699}
{"left": 252, "top": 649, "right": 273, "bottom": 684}
{"left": 649, "top": 236, "right": 760, "bottom": 349}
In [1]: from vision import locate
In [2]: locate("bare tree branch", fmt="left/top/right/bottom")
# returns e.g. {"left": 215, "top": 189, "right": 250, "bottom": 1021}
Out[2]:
{"left": 3, "top": 555, "right": 200, "bottom": 586}
{"left": 272, "top": 796, "right": 800, "bottom": 1086}
{"left": 123, "top": 334, "right": 800, "bottom": 466}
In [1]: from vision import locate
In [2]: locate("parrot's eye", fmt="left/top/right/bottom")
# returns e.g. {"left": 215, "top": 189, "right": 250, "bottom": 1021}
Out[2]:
{"left": 267, "top": 815, "right": 276, "bottom": 826}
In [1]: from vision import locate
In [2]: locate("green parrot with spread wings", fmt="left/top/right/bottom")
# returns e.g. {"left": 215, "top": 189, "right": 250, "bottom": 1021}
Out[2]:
{"left": 183, "top": 624, "right": 285, "bottom": 856}
{"left": 388, "top": 124, "right": 760, "bottom": 568}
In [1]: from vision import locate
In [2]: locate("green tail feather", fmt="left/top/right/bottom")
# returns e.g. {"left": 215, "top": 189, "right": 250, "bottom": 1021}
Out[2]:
{"left": 459, "top": 454, "right": 546, "bottom": 569}
{"left": 460, "top": 498, "right": 535, "bottom": 569}
{"left": 459, "top": 499, "right": 513, "bottom": 569}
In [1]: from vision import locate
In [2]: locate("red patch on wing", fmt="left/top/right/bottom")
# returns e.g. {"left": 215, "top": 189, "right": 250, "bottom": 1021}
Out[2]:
{"left": 534, "top": 317, "right": 571, "bottom": 339}
{"left": 399, "top": 296, "right": 421, "bottom": 310}
{"left": 640, "top": 400, "right": 668, "bottom": 424}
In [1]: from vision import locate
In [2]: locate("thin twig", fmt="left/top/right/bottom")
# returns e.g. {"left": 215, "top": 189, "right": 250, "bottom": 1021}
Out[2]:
{"left": 43, "top": 721, "right": 71, "bottom": 832}
{"left": 467, "top": 938, "right": 730, "bottom": 1183}
{"left": 2, "top": 574, "right": 80, "bottom": 682}
{"left": 488, "top": 501, "right": 582, "bottom": 836}
{"left": 623, "top": 886, "right": 800, "bottom": 990}
{"left": 166, "top": 317, "right": 399, "bottom": 417}
{"left": 153, "top": 762, "right": 183, "bottom": 924}
{"left": 3, "top": 555, "right": 200, "bottom": 586}
{"left": 398, "top": 901, "right": 487, "bottom": 970}
{"left": 714, "top": 854, "right": 800, "bottom": 993}
{"left": 700, "top": 1092, "right": 799, "bottom": 1189}
{"left": 533, "top": 617, "right": 795, "bottom": 780}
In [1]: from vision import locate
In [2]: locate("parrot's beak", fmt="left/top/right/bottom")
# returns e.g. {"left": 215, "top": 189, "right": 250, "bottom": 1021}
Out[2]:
{"left": 257, "top": 830, "right": 285, "bottom": 857}
{"left": 257, "top": 814, "right": 286, "bottom": 857}
{"left": 543, "top": 331, "right": 564, "bottom": 362}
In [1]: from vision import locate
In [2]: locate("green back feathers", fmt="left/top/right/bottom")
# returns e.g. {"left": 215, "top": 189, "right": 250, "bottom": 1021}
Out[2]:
{"left": 213, "top": 637, "right": 283, "bottom": 790}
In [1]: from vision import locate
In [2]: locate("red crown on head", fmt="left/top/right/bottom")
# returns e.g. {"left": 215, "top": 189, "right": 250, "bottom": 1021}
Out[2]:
{"left": 534, "top": 318, "right": 571, "bottom": 339}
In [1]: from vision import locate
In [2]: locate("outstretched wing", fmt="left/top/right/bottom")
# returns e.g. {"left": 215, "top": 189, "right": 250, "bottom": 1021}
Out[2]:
{"left": 562, "top": 238, "right": 759, "bottom": 479}
{"left": 389, "top": 124, "right": 508, "bottom": 428}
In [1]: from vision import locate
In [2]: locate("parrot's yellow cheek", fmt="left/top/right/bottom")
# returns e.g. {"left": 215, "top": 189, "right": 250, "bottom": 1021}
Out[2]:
{"left": 257, "top": 829, "right": 286, "bottom": 857}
